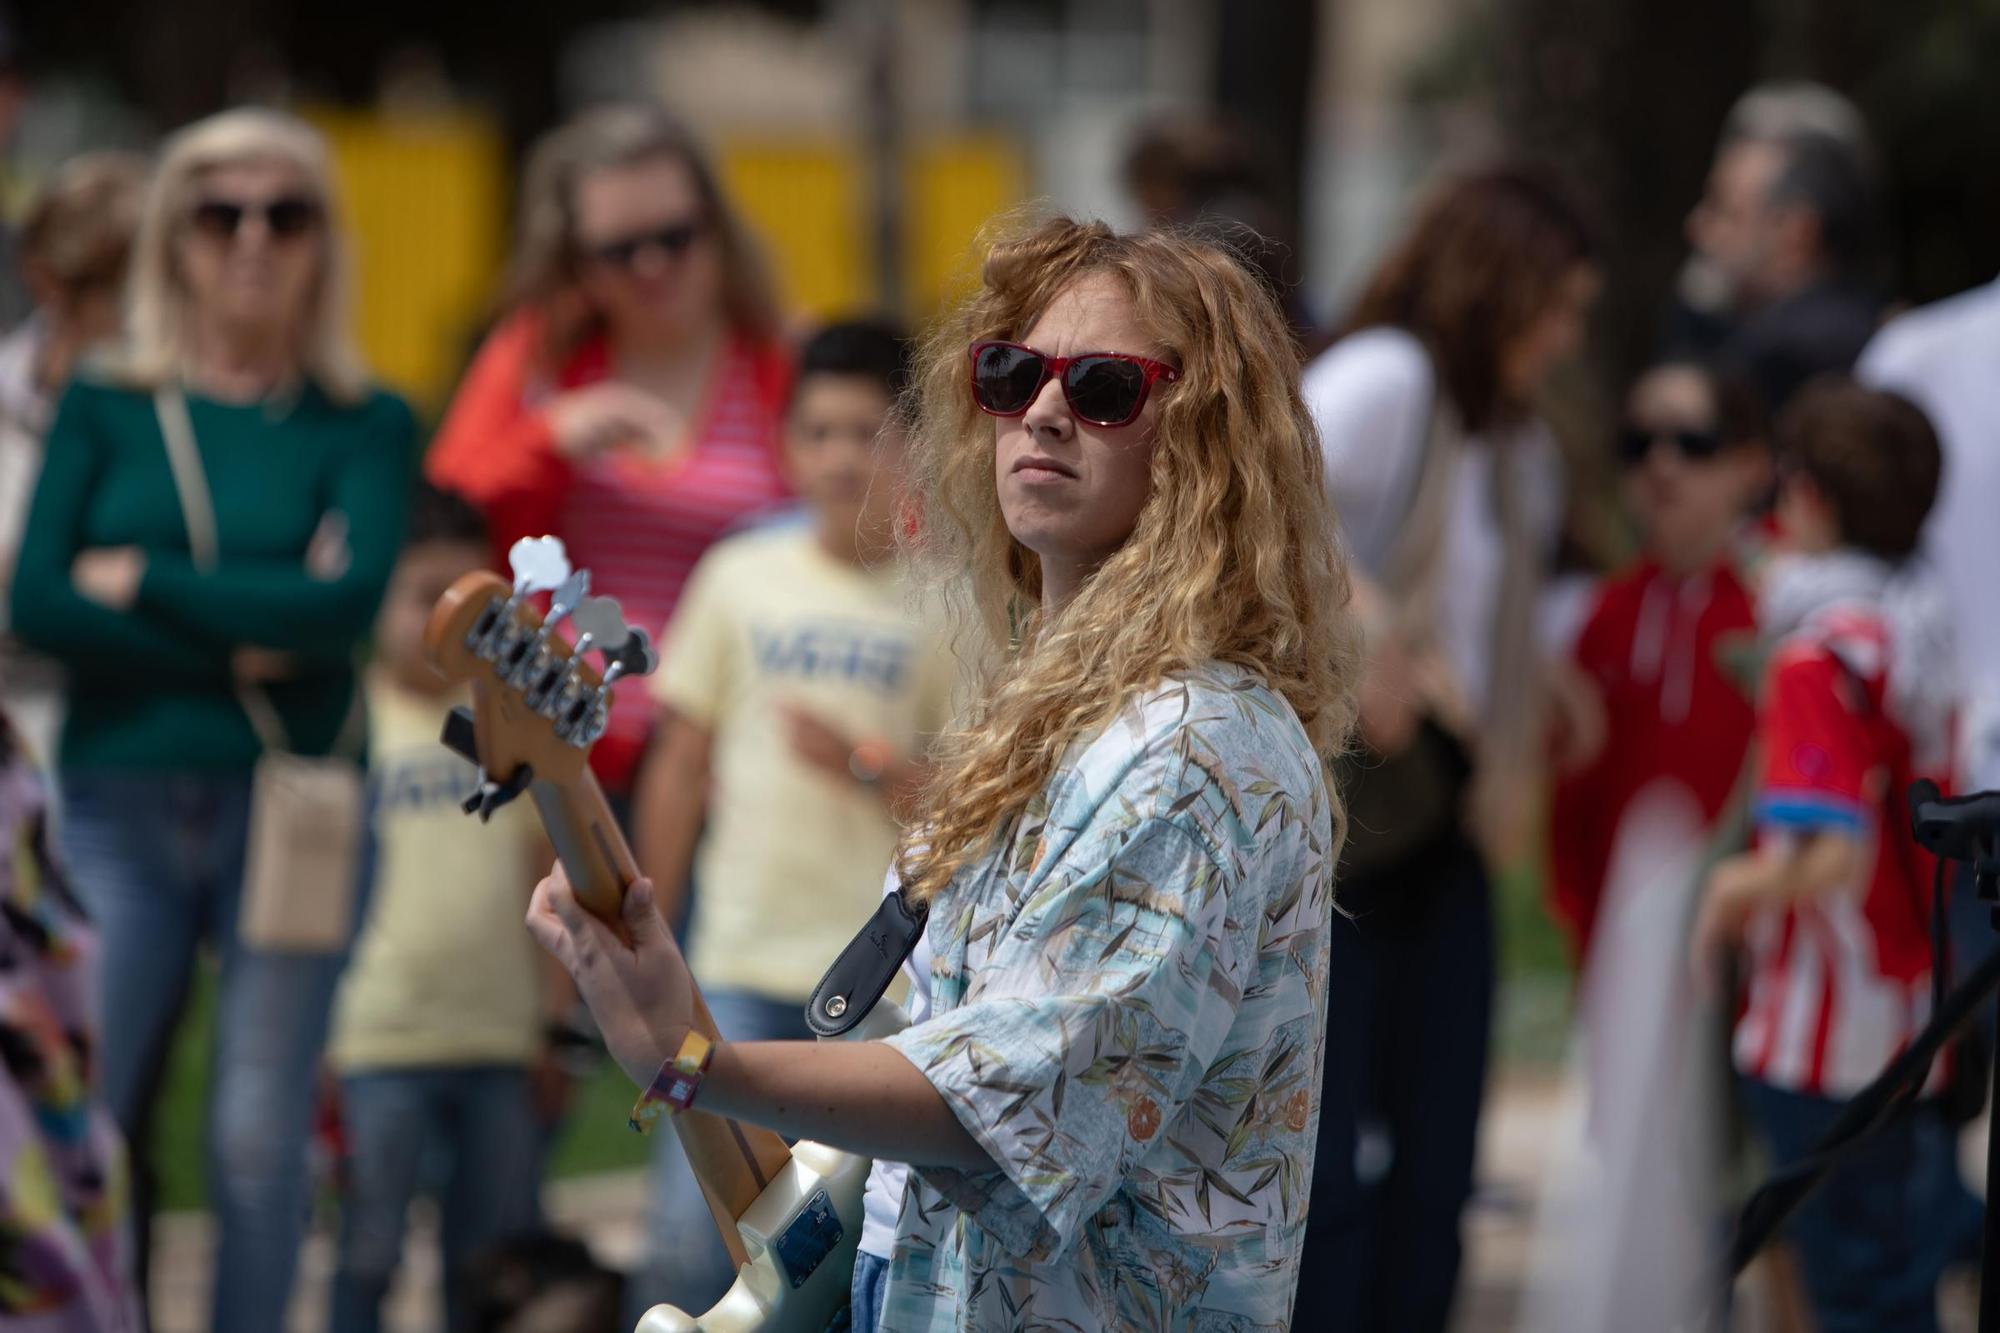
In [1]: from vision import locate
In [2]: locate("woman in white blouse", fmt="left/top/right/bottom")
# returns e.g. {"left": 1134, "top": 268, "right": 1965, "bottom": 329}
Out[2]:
{"left": 1297, "top": 163, "right": 1601, "bottom": 1333}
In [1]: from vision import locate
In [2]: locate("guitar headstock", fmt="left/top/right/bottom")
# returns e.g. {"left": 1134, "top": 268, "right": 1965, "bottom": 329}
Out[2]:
{"left": 424, "top": 537, "right": 657, "bottom": 800}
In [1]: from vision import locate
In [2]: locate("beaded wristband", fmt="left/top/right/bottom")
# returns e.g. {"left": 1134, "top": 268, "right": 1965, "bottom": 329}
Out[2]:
{"left": 628, "top": 1030, "right": 715, "bottom": 1135}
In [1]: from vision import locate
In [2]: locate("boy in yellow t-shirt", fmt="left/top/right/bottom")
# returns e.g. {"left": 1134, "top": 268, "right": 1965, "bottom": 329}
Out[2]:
{"left": 628, "top": 320, "right": 955, "bottom": 1314}
{"left": 327, "top": 483, "right": 571, "bottom": 1333}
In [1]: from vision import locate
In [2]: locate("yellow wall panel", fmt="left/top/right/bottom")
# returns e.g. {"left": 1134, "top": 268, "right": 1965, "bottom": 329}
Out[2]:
{"left": 310, "top": 108, "right": 505, "bottom": 411}
{"left": 902, "top": 134, "right": 1029, "bottom": 324}
{"left": 718, "top": 133, "right": 1028, "bottom": 329}
{"left": 308, "top": 116, "right": 1023, "bottom": 398}
{"left": 717, "top": 138, "right": 872, "bottom": 323}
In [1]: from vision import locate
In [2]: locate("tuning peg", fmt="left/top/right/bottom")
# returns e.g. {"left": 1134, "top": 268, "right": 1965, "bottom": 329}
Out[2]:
{"left": 546, "top": 569, "right": 591, "bottom": 626}
{"left": 508, "top": 536, "right": 572, "bottom": 595}
{"left": 503, "top": 567, "right": 595, "bottom": 689}
{"left": 460, "top": 763, "right": 535, "bottom": 822}
{"left": 569, "top": 596, "right": 630, "bottom": 655}
{"left": 600, "top": 625, "right": 659, "bottom": 687}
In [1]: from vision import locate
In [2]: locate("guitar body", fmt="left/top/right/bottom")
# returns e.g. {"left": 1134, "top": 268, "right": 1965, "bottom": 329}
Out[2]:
{"left": 425, "top": 552, "right": 898, "bottom": 1333}
{"left": 637, "top": 1001, "right": 907, "bottom": 1333}
{"left": 636, "top": 1140, "right": 870, "bottom": 1333}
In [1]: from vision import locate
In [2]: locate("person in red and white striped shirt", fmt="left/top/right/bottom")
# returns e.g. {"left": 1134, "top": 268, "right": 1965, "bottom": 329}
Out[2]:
{"left": 427, "top": 105, "right": 792, "bottom": 801}
{"left": 1692, "top": 380, "right": 1958, "bottom": 1333}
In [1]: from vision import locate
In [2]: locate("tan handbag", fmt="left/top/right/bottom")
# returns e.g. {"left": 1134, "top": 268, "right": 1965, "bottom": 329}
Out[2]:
{"left": 156, "top": 387, "right": 366, "bottom": 953}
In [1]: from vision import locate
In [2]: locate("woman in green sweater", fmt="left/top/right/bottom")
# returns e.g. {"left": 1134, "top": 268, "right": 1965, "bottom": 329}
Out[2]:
{"left": 10, "top": 108, "right": 414, "bottom": 1333}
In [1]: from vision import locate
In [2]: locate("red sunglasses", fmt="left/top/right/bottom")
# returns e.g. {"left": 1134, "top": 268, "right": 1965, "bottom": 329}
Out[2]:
{"left": 968, "top": 340, "right": 1180, "bottom": 428}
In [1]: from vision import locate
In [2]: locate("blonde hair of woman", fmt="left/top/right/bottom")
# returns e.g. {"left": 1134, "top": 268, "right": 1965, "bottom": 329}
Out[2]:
{"left": 505, "top": 102, "right": 780, "bottom": 369}
{"left": 120, "top": 106, "right": 368, "bottom": 402}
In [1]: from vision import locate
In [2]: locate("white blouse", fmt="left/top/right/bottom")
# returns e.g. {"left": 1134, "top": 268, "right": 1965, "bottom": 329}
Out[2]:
{"left": 1302, "top": 325, "right": 1566, "bottom": 714}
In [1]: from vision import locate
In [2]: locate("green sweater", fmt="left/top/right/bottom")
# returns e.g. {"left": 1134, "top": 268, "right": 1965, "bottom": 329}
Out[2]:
{"left": 12, "top": 375, "right": 416, "bottom": 771}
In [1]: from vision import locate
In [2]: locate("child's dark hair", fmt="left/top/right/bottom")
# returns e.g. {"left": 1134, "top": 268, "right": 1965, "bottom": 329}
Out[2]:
{"left": 793, "top": 317, "right": 913, "bottom": 406}
{"left": 406, "top": 479, "right": 488, "bottom": 550}
{"left": 1777, "top": 377, "right": 1941, "bottom": 561}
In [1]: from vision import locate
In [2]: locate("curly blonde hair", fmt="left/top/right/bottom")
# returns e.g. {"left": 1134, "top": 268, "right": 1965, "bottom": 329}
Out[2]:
{"left": 897, "top": 216, "right": 1359, "bottom": 905}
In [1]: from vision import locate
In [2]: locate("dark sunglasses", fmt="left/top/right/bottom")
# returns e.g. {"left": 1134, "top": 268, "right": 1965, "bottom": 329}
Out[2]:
{"left": 1617, "top": 423, "right": 1728, "bottom": 467}
{"left": 584, "top": 219, "right": 708, "bottom": 270}
{"left": 189, "top": 196, "right": 322, "bottom": 242}
{"left": 968, "top": 340, "right": 1180, "bottom": 429}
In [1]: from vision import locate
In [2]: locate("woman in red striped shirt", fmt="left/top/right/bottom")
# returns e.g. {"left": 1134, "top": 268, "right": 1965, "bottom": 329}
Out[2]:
{"left": 428, "top": 105, "right": 792, "bottom": 800}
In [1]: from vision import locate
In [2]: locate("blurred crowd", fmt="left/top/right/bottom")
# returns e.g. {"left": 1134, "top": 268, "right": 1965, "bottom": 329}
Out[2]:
{"left": 0, "top": 68, "right": 1992, "bottom": 1333}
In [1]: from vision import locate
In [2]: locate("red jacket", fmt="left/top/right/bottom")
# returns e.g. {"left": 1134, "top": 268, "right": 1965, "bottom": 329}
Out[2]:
{"left": 426, "top": 311, "right": 793, "bottom": 791}
{"left": 1549, "top": 559, "right": 1759, "bottom": 960}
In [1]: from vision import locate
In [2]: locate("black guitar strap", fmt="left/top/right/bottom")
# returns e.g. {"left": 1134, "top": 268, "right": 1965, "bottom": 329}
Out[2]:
{"left": 804, "top": 890, "right": 928, "bottom": 1037}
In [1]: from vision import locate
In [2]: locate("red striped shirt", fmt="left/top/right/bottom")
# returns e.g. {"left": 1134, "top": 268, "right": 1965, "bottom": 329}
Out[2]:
{"left": 1733, "top": 612, "right": 1946, "bottom": 1096}
{"left": 557, "top": 341, "right": 790, "bottom": 788}
{"left": 427, "top": 314, "right": 792, "bottom": 792}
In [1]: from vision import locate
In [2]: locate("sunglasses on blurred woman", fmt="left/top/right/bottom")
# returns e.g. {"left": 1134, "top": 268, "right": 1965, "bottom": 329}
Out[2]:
{"left": 581, "top": 217, "right": 709, "bottom": 271}
{"left": 188, "top": 195, "right": 323, "bottom": 243}
{"left": 1617, "top": 423, "right": 1729, "bottom": 468}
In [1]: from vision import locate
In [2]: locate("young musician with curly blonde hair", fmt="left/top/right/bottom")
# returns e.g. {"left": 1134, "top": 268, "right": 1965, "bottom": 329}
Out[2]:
{"left": 531, "top": 216, "right": 1358, "bottom": 1329}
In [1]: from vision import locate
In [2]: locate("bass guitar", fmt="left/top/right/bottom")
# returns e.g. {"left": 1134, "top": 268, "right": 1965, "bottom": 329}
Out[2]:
{"left": 425, "top": 536, "right": 897, "bottom": 1333}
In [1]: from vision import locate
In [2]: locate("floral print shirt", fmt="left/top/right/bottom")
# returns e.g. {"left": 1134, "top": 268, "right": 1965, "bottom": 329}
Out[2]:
{"left": 880, "top": 663, "right": 1335, "bottom": 1331}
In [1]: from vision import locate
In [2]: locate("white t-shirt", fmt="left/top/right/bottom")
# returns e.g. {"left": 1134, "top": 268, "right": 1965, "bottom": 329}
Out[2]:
{"left": 650, "top": 527, "right": 955, "bottom": 1002}
{"left": 330, "top": 678, "right": 544, "bottom": 1071}
{"left": 1857, "top": 277, "right": 2000, "bottom": 789}
{"left": 1300, "top": 326, "right": 1566, "bottom": 713}
{"left": 857, "top": 868, "right": 933, "bottom": 1261}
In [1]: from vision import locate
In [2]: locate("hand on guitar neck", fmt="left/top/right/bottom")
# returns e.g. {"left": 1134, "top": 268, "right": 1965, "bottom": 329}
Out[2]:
{"left": 423, "top": 551, "right": 794, "bottom": 1268}
{"left": 527, "top": 870, "right": 696, "bottom": 1087}
{"left": 426, "top": 538, "right": 982, "bottom": 1330}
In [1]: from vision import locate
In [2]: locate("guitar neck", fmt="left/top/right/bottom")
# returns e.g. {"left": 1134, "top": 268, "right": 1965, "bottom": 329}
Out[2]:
{"left": 426, "top": 571, "right": 796, "bottom": 1276}
{"left": 525, "top": 768, "right": 795, "bottom": 1263}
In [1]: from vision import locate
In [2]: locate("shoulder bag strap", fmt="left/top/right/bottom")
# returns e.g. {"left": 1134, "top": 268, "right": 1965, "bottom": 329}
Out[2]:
{"left": 1372, "top": 375, "right": 1475, "bottom": 735}
{"left": 155, "top": 387, "right": 219, "bottom": 569}
{"left": 154, "top": 385, "right": 307, "bottom": 756}
{"left": 1376, "top": 391, "right": 1461, "bottom": 620}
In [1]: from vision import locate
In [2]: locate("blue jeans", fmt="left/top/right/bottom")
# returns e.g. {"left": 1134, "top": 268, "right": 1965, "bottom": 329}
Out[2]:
{"left": 59, "top": 769, "right": 364, "bottom": 1333}
{"left": 628, "top": 988, "right": 816, "bottom": 1322}
{"left": 1741, "top": 1079, "right": 1950, "bottom": 1333}
{"left": 849, "top": 1250, "right": 890, "bottom": 1332}
{"left": 330, "top": 1066, "right": 544, "bottom": 1333}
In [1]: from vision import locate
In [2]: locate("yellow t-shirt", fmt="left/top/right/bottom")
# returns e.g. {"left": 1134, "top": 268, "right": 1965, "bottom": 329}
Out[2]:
{"left": 329, "top": 677, "right": 543, "bottom": 1072}
{"left": 652, "top": 526, "right": 956, "bottom": 1002}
